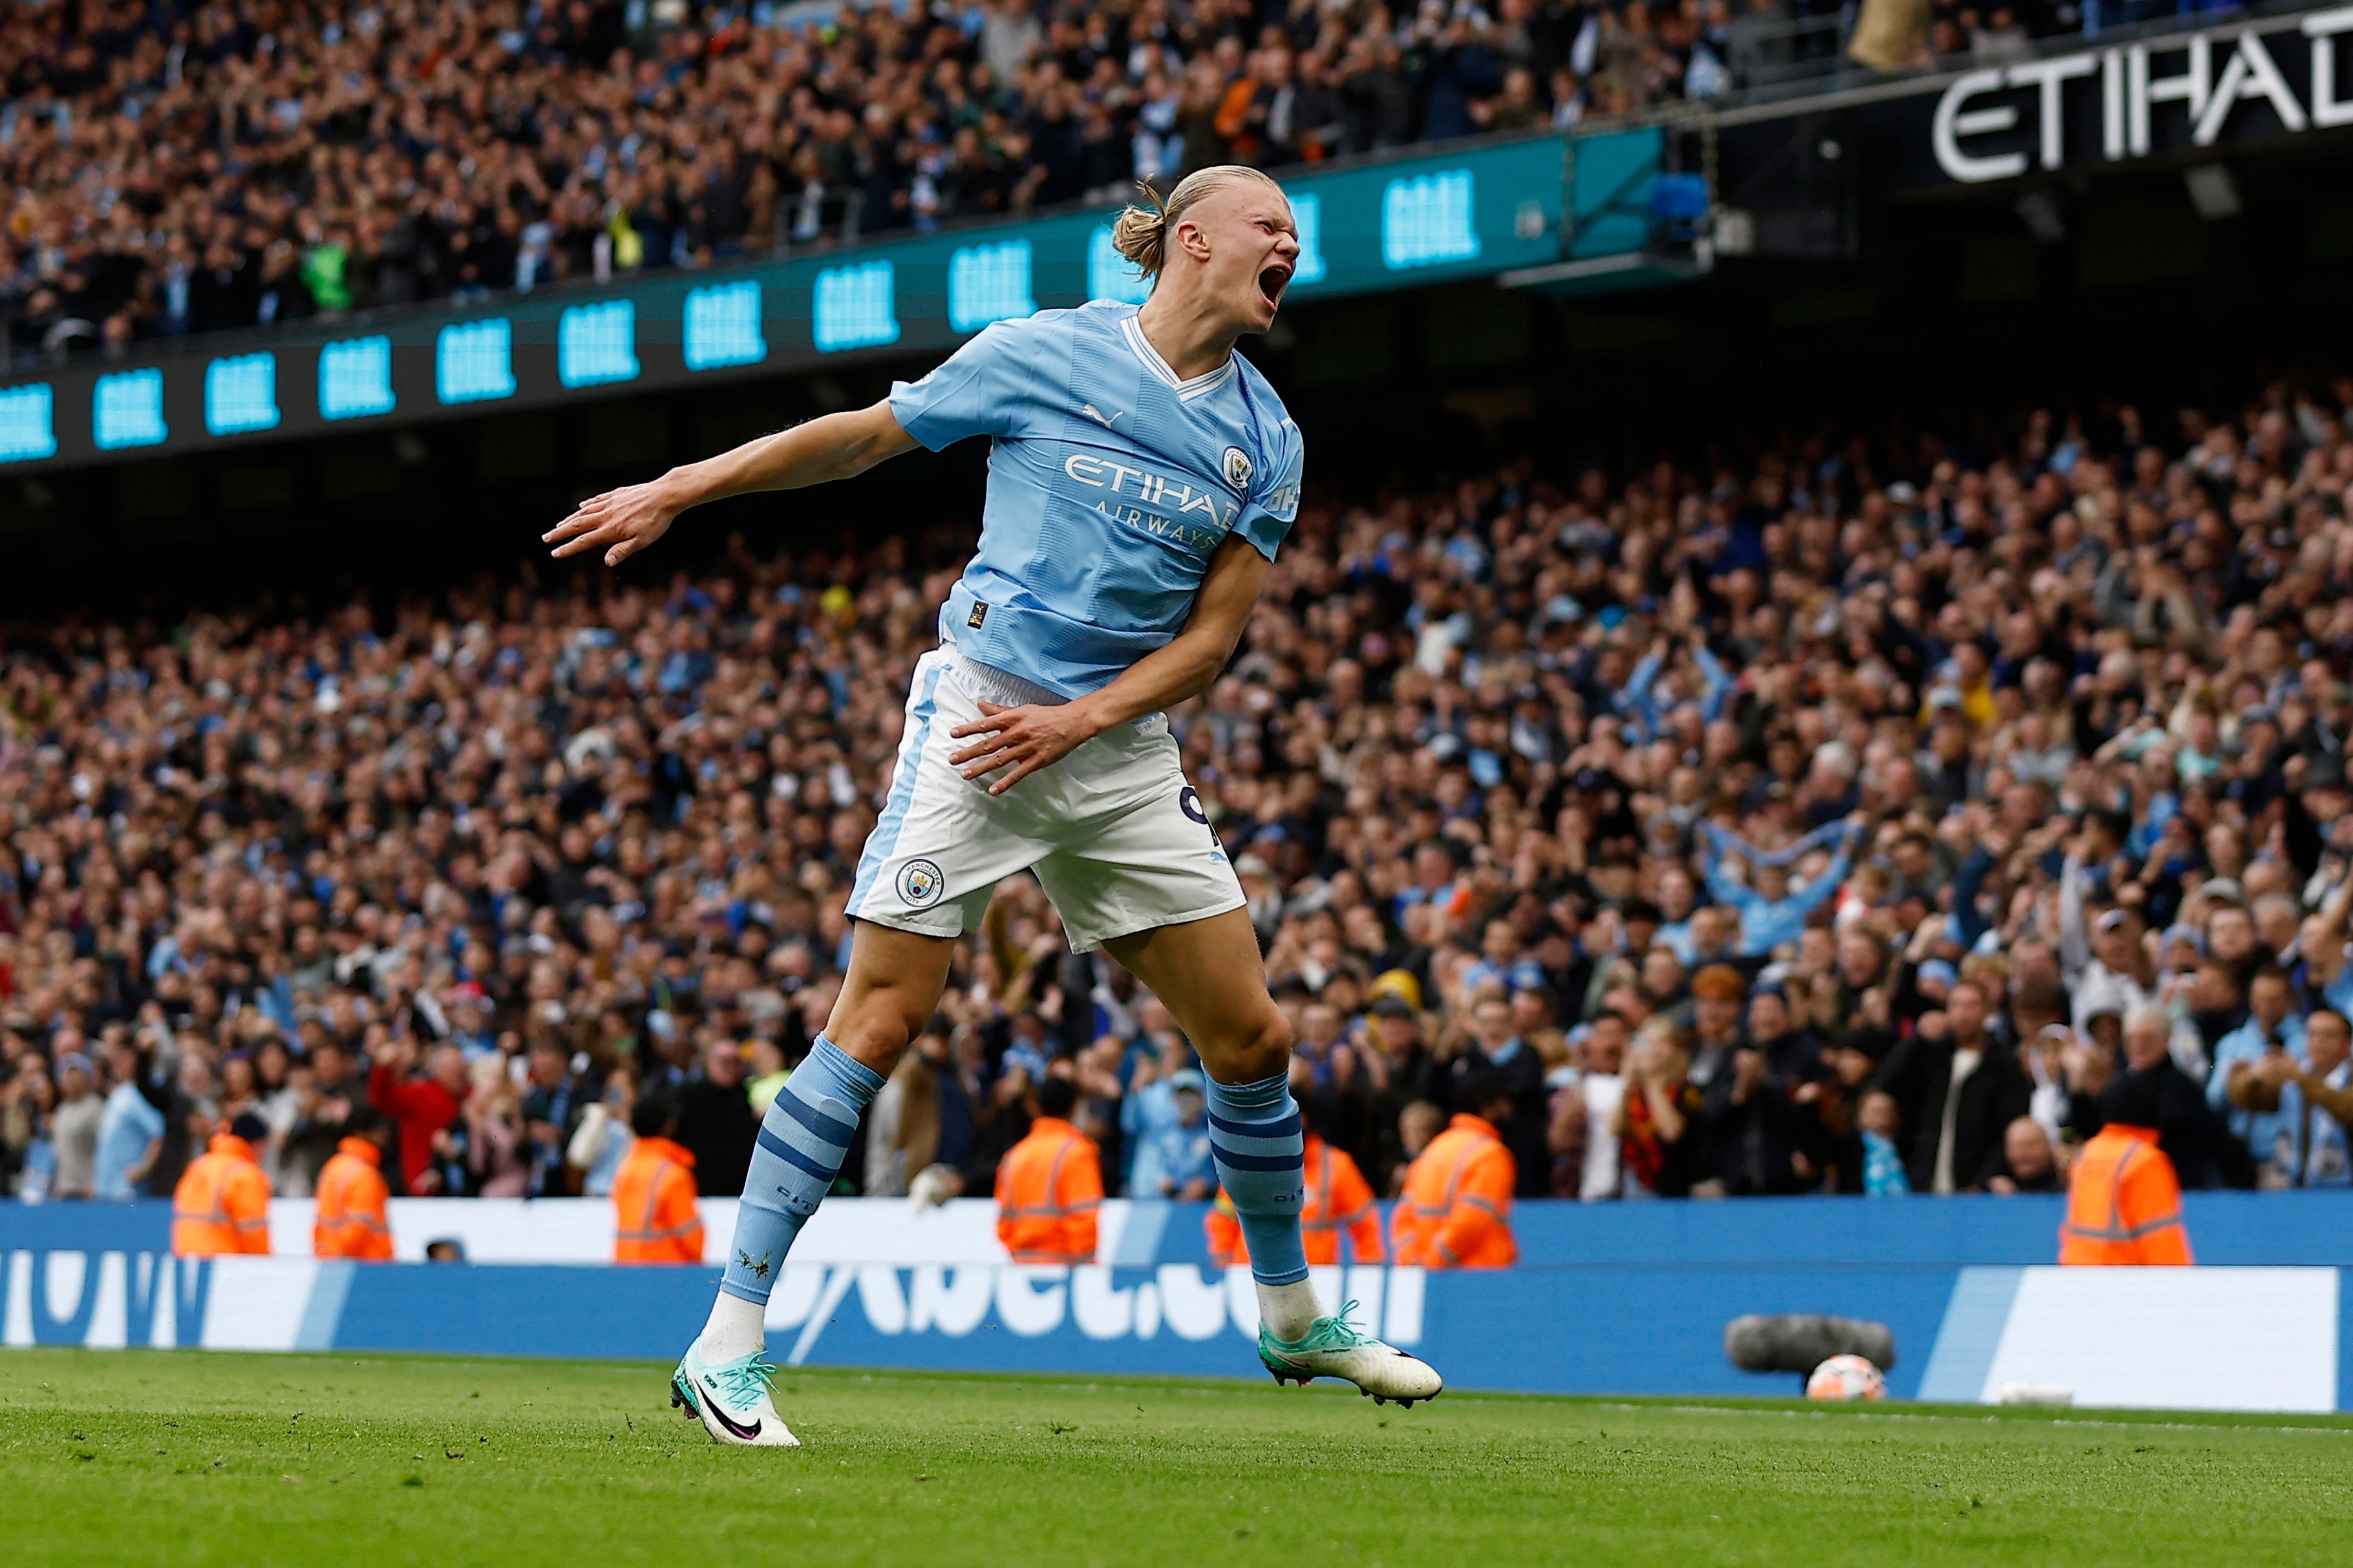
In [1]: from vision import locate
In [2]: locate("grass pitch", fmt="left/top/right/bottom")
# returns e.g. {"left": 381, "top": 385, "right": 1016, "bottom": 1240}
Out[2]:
{"left": 1, "top": 1349, "right": 2347, "bottom": 1566}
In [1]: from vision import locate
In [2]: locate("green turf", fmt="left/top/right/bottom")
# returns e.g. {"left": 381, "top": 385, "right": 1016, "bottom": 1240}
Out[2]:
{"left": 1, "top": 1350, "right": 2347, "bottom": 1566}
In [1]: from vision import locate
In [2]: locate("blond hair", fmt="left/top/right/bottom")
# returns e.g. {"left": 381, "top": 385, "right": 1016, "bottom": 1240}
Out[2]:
{"left": 1109, "top": 165, "right": 1288, "bottom": 279}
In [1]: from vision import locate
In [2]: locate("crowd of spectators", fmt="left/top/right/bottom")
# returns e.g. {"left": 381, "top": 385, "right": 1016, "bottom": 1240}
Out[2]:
{"left": 8, "top": 372, "right": 2353, "bottom": 1215}
{"left": 0, "top": 0, "right": 2164, "bottom": 368}
{"left": 1, "top": 0, "right": 1706, "bottom": 361}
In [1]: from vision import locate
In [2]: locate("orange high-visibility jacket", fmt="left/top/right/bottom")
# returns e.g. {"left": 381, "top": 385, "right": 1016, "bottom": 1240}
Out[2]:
{"left": 1206, "top": 1134, "right": 1387, "bottom": 1267}
{"left": 314, "top": 1138, "right": 394, "bottom": 1260}
{"left": 171, "top": 1133, "right": 273, "bottom": 1256}
{"left": 1390, "top": 1114, "right": 1518, "bottom": 1269}
{"left": 612, "top": 1136, "right": 707, "bottom": 1264}
{"left": 996, "top": 1116, "right": 1102, "bottom": 1264}
{"left": 2060, "top": 1123, "right": 2193, "bottom": 1266}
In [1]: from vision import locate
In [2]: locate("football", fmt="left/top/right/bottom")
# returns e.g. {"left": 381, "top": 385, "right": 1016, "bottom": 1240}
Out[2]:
{"left": 1805, "top": 1355, "right": 1887, "bottom": 1402}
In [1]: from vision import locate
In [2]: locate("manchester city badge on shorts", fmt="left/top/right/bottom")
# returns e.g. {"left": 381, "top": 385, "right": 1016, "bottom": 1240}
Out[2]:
{"left": 897, "top": 858, "right": 946, "bottom": 907}
{"left": 1222, "top": 446, "right": 1253, "bottom": 489}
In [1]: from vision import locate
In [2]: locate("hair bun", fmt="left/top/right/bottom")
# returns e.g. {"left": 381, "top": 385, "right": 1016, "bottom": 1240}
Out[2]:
{"left": 1109, "top": 182, "right": 1171, "bottom": 280}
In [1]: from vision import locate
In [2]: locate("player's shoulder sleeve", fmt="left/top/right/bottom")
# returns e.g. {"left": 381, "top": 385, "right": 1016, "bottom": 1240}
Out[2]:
{"left": 1233, "top": 368, "right": 1304, "bottom": 561}
{"left": 888, "top": 310, "right": 1065, "bottom": 451}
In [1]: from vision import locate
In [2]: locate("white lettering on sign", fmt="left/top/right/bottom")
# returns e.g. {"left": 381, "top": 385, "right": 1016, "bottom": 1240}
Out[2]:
{"left": 2311, "top": 5, "right": 2353, "bottom": 127}
{"left": 1930, "top": 8, "right": 2353, "bottom": 182}
{"left": 2005, "top": 52, "right": 2100, "bottom": 169}
{"left": 2127, "top": 33, "right": 2211, "bottom": 159}
{"left": 2196, "top": 31, "right": 2307, "bottom": 143}
{"left": 1933, "top": 69, "right": 2025, "bottom": 183}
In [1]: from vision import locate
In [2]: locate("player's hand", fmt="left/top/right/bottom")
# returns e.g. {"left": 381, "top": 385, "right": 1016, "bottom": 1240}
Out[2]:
{"left": 949, "top": 701, "right": 1098, "bottom": 795}
{"left": 544, "top": 478, "right": 681, "bottom": 566}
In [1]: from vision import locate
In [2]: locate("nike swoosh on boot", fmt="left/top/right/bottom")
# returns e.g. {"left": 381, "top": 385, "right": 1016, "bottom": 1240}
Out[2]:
{"left": 697, "top": 1378, "right": 762, "bottom": 1441}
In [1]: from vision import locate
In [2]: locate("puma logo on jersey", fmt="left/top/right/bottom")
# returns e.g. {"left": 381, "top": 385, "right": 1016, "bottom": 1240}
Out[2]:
{"left": 1082, "top": 404, "right": 1124, "bottom": 428}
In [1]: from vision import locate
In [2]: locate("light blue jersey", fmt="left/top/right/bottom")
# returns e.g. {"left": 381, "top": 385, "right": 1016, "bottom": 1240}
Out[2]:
{"left": 889, "top": 300, "right": 1304, "bottom": 698}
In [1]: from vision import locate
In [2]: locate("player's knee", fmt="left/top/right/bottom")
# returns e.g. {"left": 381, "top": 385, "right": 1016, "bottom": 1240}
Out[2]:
{"left": 824, "top": 988, "right": 919, "bottom": 1072}
{"left": 1219, "top": 1010, "right": 1294, "bottom": 1084}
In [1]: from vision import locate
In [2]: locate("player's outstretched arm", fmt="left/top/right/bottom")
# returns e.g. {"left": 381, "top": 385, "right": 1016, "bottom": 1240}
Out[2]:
{"left": 948, "top": 533, "right": 1272, "bottom": 794}
{"left": 544, "top": 398, "right": 919, "bottom": 566}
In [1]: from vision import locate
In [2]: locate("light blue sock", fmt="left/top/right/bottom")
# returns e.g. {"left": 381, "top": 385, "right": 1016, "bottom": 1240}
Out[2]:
{"left": 1205, "top": 1071, "right": 1309, "bottom": 1287}
{"left": 719, "top": 1037, "right": 884, "bottom": 1304}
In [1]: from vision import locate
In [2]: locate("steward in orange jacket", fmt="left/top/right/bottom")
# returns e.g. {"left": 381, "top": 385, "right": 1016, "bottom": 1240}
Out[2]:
{"left": 1207, "top": 1132, "right": 1386, "bottom": 1267}
{"left": 613, "top": 1099, "right": 706, "bottom": 1264}
{"left": 1390, "top": 1077, "right": 1518, "bottom": 1269}
{"left": 996, "top": 1078, "right": 1102, "bottom": 1264}
{"left": 2061, "top": 1078, "right": 2191, "bottom": 1266}
{"left": 314, "top": 1121, "right": 395, "bottom": 1260}
{"left": 173, "top": 1125, "right": 273, "bottom": 1256}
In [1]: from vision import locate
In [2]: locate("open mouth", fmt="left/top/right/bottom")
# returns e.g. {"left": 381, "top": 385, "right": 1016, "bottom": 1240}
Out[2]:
{"left": 1257, "top": 263, "right": 1293, "bottom": 312}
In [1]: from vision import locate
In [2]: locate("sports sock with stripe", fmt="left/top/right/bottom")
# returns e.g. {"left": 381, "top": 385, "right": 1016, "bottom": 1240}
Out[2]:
{"left": 1204, "top": 1070, "right": 1322, "bottom": 1339}
{"left": 699, "top": 1037, "right": 884, "bottom": 1359}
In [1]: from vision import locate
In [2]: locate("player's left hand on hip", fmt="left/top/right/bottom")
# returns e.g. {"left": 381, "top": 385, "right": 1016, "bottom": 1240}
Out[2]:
{"left": 950, "top": 701, "right": 1090, "bottom": 795}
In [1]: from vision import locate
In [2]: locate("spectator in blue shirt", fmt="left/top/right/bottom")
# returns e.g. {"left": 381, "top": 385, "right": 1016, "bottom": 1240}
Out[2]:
{"left": 1701, "top": 818, "right": 1862, "bottom": 959}
{"left": 94, "top": 1042, "right": 167, "bottom": 1200}
{"left": 1392, "top": 840, "right": 1466, "bottom": 927}
{"left": 2208, "top": 966, "right": 2306, "bottom": 1182}
{"left": 1619, "top": 631, "right": 1733, "bottom": 745}
{"left": 1146, "top": 1071, "right": 1216, "bottom": 1200}
{"left": 1652, "top": 864, "right": 1701, "bottom": 964}
{"left": 443, "top": 985, "right": 499, "bottom": 1061}
{"left": 1121, "top": 1039, "right": 1193, "bottom": 1195}
{"left": 1000, "top": 1013, "right": 1054, "bottom": 1090}
{"left": 1858, "top": 1090, "right": 1910, "bottom": 1196}
{"left": 2294, "top": 892, "right": 2353, "bottom": 1019}
{"left": 1462, "top": 918, "right": 1548, "bottom": 998}
{"left": 2223, "top": 1012, "right": 2353, "bottom": 1189}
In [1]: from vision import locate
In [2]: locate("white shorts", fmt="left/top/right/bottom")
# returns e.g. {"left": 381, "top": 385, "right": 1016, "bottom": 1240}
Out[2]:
{"left": 845, "top": 645, "right": 1246, "bottom": 954}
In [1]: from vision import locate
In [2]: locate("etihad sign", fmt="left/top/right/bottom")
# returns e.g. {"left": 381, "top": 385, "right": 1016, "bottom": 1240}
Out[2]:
{"left": 1932, "top": 5, "right": 2353, "bottom": 182}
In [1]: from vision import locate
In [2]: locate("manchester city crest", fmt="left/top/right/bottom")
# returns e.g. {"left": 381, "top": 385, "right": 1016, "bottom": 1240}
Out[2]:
{"left": 897, "top": 858, "right": 945, "bottom": 907}
{"left": 1222, "top": 446, "right": 1253, "bottom": 489}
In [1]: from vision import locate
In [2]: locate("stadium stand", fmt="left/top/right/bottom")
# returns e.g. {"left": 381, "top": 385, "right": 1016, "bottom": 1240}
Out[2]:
{"left": 6, "top": 370, "right": 2353, "bottom": 1213}
{"left": 0, "top": 0, "right": 2118, "bottom": 362}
